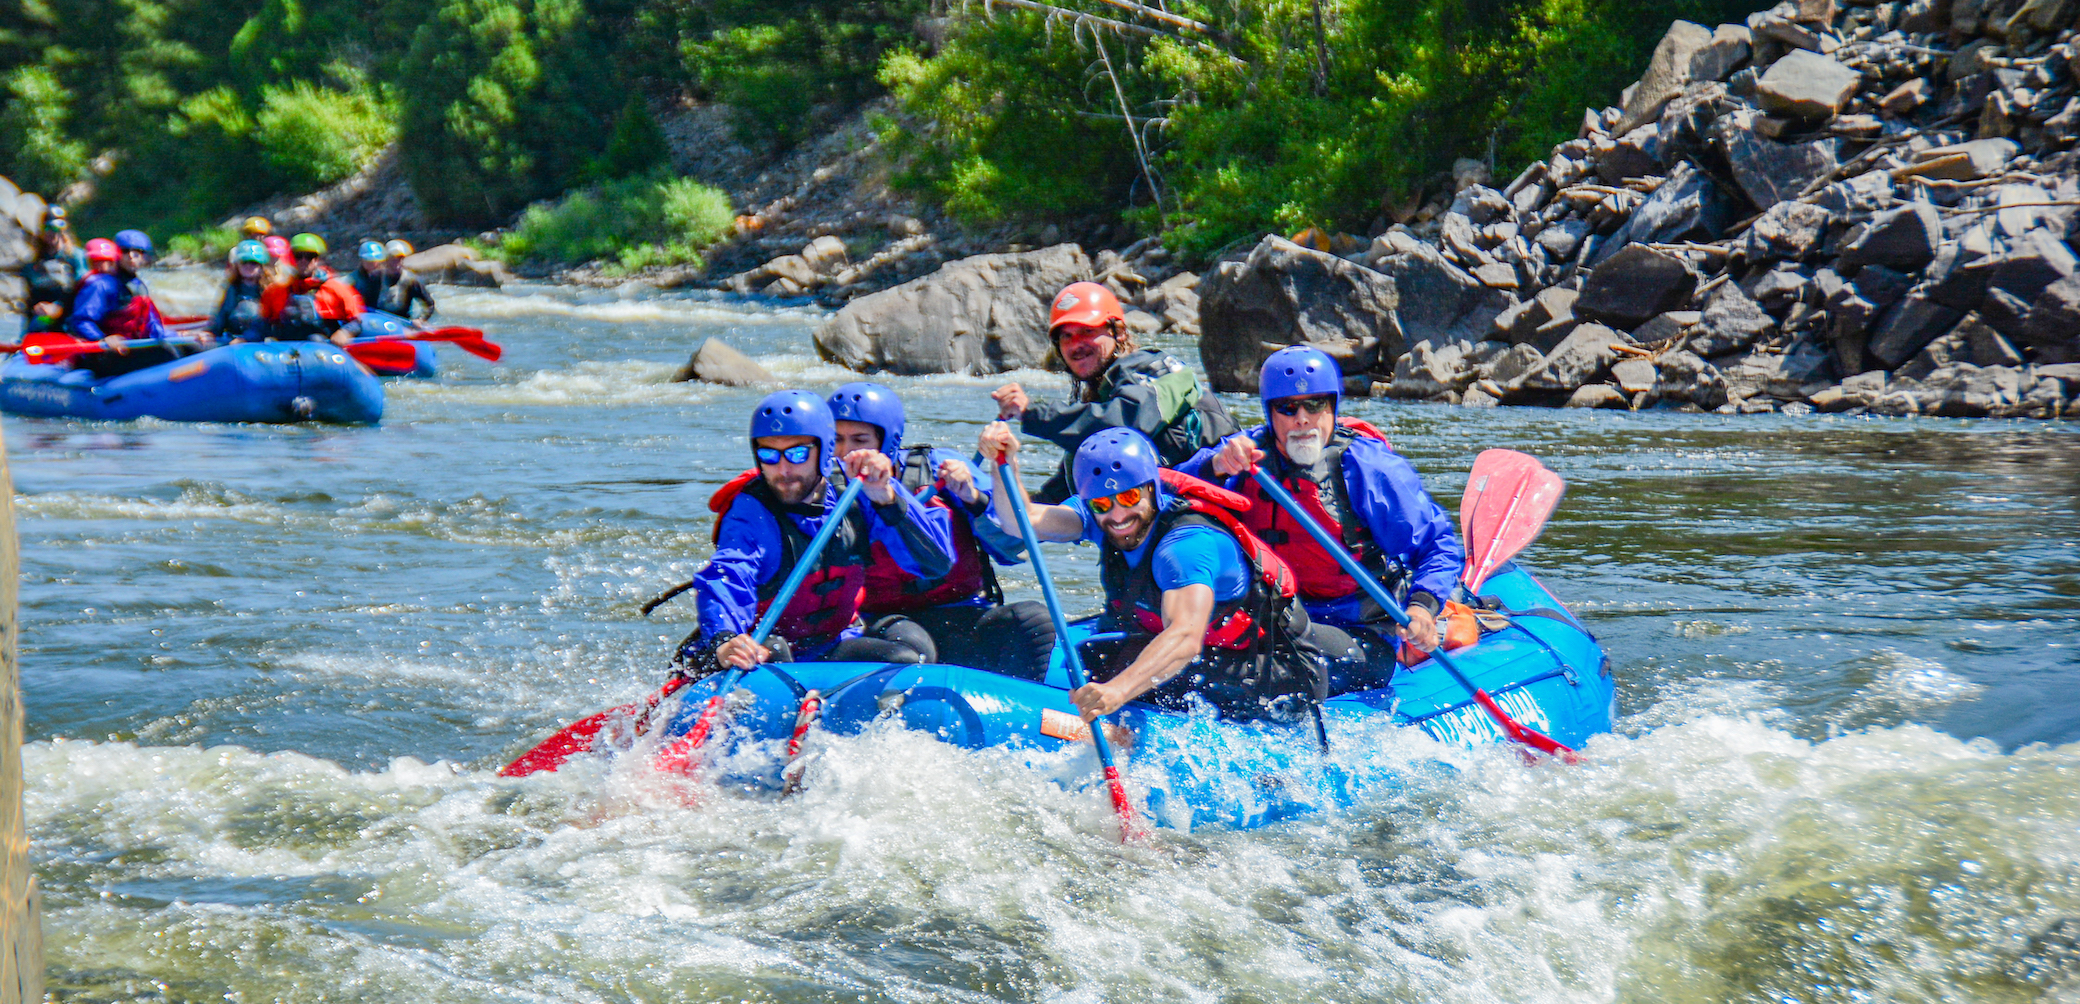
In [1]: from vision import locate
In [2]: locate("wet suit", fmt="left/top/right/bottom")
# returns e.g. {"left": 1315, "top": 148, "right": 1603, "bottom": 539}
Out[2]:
{"left": 862, "top": 446, "right": 1056, "bottom": 679}
{"left": 1178, "top": 423, "right": 1464, "bottom": 693}
{"left": 66, "top": 270, "right": 188, "bottom": 378}
{"left": 1019, "top": 348, "right": 1238, "bottom": 502}
{"left": 20, "top": 249, "right": 87, "bottom": 333}
{"left": 682, "top": 473, "right": 957, "bottom": 675}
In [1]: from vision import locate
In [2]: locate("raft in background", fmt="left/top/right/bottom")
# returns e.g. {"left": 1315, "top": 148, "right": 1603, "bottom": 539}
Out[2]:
{"left": 649, "top": 562, "right": 1613, "bottom": 832}
{"left": 0, "top": 342, "right": 384, "bottom": 424}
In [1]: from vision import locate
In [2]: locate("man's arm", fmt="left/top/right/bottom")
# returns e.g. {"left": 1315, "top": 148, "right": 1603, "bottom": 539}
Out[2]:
{"left": 1070, "top": 584, "right": 1213, "bottom": 720}
{"left": 689, "top": 496, "right": 781, "bottom": 658}
{"left": 66, "top": 276, "right": 111, "bottom": 340}
{"left": 980, "top": 422, "right": 1084, "bottom": 542}
{"left": 1349, "top": 443, "right": 1465, "bottom": 610}
{"left": 1019, "top": 378, "right": 1168, "bottom": 450}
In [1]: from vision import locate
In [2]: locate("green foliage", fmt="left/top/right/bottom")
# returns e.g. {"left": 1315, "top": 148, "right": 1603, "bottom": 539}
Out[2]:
{"left": 0, "top": 66, "right": 92, "bottom": 192}
{"left": 492, "top": 174, "right": 733, "bottom": 269}
{"left": 590, "top": 93, "right": 671, "bottom": 181}
{"left": 166, "top": 224, "right": 242, "bottom": 262}
{"left": 254, "top": 74, "right": 398, "bottom": 189}
{"left": 676, "top": 0, "right": 930, "bottom": 150}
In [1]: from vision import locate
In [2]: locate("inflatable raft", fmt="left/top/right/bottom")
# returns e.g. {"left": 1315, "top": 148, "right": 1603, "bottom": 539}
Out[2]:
{"left": 352, "top": 311, "right": 440, "bottom": 379}
{"left": 0, "top": 341, "right": 384, "bottom": 424}
{"left": 646, "top": 562, "right": 1613, "bottom": 831}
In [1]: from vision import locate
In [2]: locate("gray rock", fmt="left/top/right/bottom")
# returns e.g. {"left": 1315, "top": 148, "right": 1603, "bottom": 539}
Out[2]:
{"left": 1597, "top": 126, "right": 1665, "bottom": 184}
{"left": 1368, "top": 235, "right": 1511, "bottom": 348}
{"left": 401, "top": 243, "right": 514, "bottom": 288}
{"left": 1839, "top": 203, "right": 1943, "bottom": 275}
{"left": 1565, "top": 384, "right": 1632, "bottom": 408}
{"left": 674, "top": 337, "right": 775, "bottom": 386}
{"left": 1739, "top": 201, "right": 1833, "bottom": 262}
{"left": 1613, "top": 357, "right": 1661, "bottom": 393}
{"left": 1123, "top": 309, "right": 1164, "bottom": 335}
{"left": 1867, "top": 293, "right": 1966, "bottom": 368}
{"left": 814, "top": 243, "right": 1092, "bottom": 375}
{"left": 1899, "top": 328, "right": 1970, "bottom": 381}
{"left": 1898, "top": 138, "right": 2020, "bottom": 182}
{"left": 1960, "top": 313, "right": 2026, "bottom": 367}
{"left": 1578, "top": 245, "right": 1697, "bottom": 327}
{"left": 1535, "top": 219, "right": 1592, "bottom": 261}
{"left": 1850, "top": 265, "right": 1912, "bottom": 309}
{"left": 1979, "top": 287, "right": 2034, "bottom": 340}
{"left": 0, "top": 218, "right": 32, "bottom": 273}
{"left": 1919, "top": 363, "right": 2026, "bottom": 417}
{"left": 1598, "top": 162, "right": 1734, "bottom": 262}
{"left": 1812, "top": 170, "right": 1897, "bottom": 218}
{"left": 2021, "top": 274, "right": 2080, "bottom": 352}
{"left": 1482, "top": 343, "right": 1548, "bottom": 385}
{"left": 1521, "top": 323, "right": 1634, "bottom": 391}
{"left": 1986, "top": 229, "right": 2078, "bottom": 305}
{"left": 1926, "top": 240, "right": 1994, "bottom": 311}
{"left": 1389, "top": 340, "right": 1482, "bottom": 398}
{"left": 1633, "top": 311, "right": 1701, "bottom": 343}
{"left": 1689, "top": 23, "right": 1754, "bottom": 81}
{"left": 1461, "top": 385, "right": 1502, "bottom": 407}
{"left": 1197, "top": 236, "right": 1400, "bottom": 392}
{"left": 1686, "top": 282, "right": 1778, "bottom": 356}
{"left": 1656, "top": 348, "right": 1730, "bottom": 407}
{"left": 1756, "top": 50, "right": 1863, "bottom": 119}
{"left": 11, "top": 191, "right": 45, "bottom": 235}
{"left": 1719, "top": 117, "right": 1846, "bottom": 209}
{"left": 1619, "top": 21, "right": 1716, "bottom": 134}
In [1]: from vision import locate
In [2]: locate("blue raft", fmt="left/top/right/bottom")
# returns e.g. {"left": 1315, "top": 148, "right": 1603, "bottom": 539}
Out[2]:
{"left": 0, "top": 341, "right": 384, "bottom": 424}
{"left": 650, "top": 563, "right": 1613, "bottom": 831}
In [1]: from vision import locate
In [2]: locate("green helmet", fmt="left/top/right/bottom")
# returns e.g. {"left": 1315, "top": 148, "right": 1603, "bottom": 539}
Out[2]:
{"left": 289, "top": 232, "right": 327, "bottom": 256}
{"left": 232, "top": 239, "right": 270, "bottom": 265}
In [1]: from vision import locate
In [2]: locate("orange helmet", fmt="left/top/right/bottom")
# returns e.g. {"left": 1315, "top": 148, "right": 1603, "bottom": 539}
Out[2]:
{"left": 1048, "top": 281, "right": 1124, "bottom": 336}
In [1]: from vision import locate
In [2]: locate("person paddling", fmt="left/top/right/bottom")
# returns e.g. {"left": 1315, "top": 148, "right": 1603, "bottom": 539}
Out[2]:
{"left": 260, "top": 233, "right": 363, "bottom": 346}
{"left": 677, "top": 390, "right": 958, "bottom": 676}
{"left": 381, "top": 240, "right": 437, "bottom": 320}
{"left": 991, "top": 281, "right": 1237, "bottom": 502}
{"left": 982, "top": 423, "right": 1326, "bottom": 724}
{"left": 66, "top": 230, "right": 203, "bottom": 377}
{"left": 209, "top": 240, "right": 281, "bottom": 343}
{"left": 826, "top": 382, "right": 1056, "bottom": 677}
{"left": 1179, "top": 347, "right": 1466, "bottom": 691}
{"left": 20, "top": 208, "right": 87, "bottom": 334}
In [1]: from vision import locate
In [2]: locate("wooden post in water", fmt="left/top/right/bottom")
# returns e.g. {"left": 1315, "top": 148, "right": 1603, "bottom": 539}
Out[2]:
{"left": 0, "top": 431, "right": 41, "bottom": 1001}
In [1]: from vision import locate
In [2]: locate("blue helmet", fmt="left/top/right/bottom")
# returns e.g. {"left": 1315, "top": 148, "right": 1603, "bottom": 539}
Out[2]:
{"left": 1260, "top": 345, "right": 1342, "bottom": 411}
{"left": 1073, "top": 428, "right": 1163, "bottom": 502}
{"left": 113, "top": 229, "right": 153, "bottom": 253}
{"left": 358, "top": 240, "right": 387, "bottom": 261}
{"left": 749, "top": 389, "right": 837, "bottom": 472}
{"left": 826, "top": 382, "right": 905, "bottom": 459}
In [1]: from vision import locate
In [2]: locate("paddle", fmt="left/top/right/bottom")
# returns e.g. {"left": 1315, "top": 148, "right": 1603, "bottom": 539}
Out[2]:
{"left": 19, "top": 335, "right": 210, "bottom": 364}
{"left": 497, "top": 675, "right": 691, "bottom": 777}
{"left": 410, "top": 326, "right": 502, "bottom": 362}
{"left": 649, "top": 476, "right": 868, "bottom": 776}
{"left": 344, "top": 339, "right": 422, "bottom": 370}
{"left": 996, "top": 452, "right": 1143, "bottom": 843}
{"left": 1247, "top": 467, "right": 1580, "bottom": 762}
{"left": 355, "top": 311, "right": 502, "bottom": 361}
{"left": 1460, "top": 449, "right": 1566, "bottom": 593}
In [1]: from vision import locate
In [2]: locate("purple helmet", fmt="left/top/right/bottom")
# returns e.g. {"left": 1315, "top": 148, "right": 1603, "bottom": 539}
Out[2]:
{"left": 826, "top": 382, "right": 906, "bottom": 459}
{"left": 749, "top": 389, "right": 837, "bottom": 472}
{"left": 1260, "top": 345, "right": 1342, "bottom": 412}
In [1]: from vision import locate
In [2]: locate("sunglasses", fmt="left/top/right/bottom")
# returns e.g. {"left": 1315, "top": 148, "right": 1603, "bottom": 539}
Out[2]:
{"left": 1085, "top": 484, "right": 1149, "bottom": 515}
{"left": 755, "top": 443, "right": 816, "bottom": 466}
{"left": 1271, "top": 396, "right": 1336, "bottom": 417}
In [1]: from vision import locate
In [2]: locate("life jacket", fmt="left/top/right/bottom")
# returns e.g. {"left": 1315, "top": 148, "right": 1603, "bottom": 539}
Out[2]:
{"left": 261, "top": 276, "right": 363, "bottom": 327}
{"left": 1091, "top": 349, "right": 1240, "bottom": 466}
{"left": 707, "top": 472, "right": 870, "bottom": 646}
{"left": 859, "top": 446, "right": 1000, "bottom": 615}
{"left": 1234, "top": 418, "right": 1404, "bottom": 603}
{"left": 1099, "top": 469, "right": 1320, "bottom": 707}
{"left": 100, "top": 275, "right": 163, "bottom": 340}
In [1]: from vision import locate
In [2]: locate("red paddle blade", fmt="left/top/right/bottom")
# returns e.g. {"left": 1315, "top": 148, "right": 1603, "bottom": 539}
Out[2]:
{"left": 1472, "top": 689, "right": 1581, "bottom": 764}
{"left": 1460, "top": 449, "right": 1566, "bottom": 593}
{"left": 499, "top": 677, "right": 688, "bottom": 777}
{"left": 417, "top": 327, "right": 501, "bottom": 361}
{"left": 23, "top": 341, "right": 108, "bottom": 363}
{"left": 346, "top": 340, "right": 419, "bottom": 370}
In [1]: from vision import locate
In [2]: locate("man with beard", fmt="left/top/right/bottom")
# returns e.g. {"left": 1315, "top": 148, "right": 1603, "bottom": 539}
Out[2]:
{"left": 680, "top": 390, "right": 957, "bottom": 677}
{"left": 980, "top": 423, "right": 1325, "bottom": 725}
{"left": 1179, "top": 346, "right": 1464, "bottom": 692}
{"left": 990, "top": 281, "right": 1236, "bottom": 502}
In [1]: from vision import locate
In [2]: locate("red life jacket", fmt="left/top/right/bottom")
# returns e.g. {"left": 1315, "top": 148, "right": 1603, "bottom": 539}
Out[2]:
{"left": 1235, "top": 418, "right": 1396, "bottom": 602}
{"left": 102, "top": 277, "right": 164, "bottom": 340}
{"left": 1100, "top": 469, "right": 1299, "bottom": 651}
{"left": 860, "top": 447, "right": 999, "bottom": 615}
{"left": 707, "top": 471, "right": 870, "bottom": 646}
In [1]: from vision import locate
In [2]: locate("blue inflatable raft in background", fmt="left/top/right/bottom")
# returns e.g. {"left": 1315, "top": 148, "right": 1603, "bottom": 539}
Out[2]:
{"left": 0, "top": 341, "right": 385, "bottom": 424}
{"left": 650, "top": 563, "right": 1613, "bottom": 831}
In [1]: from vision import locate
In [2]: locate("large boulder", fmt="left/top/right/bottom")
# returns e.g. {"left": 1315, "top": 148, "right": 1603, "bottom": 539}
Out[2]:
{"left": 1197, "top": 236, "right": 1401, "bottom": 393}
{"left": 1838, "top": 202, "right": 1942, "bottom": 275}
{"left": 1686, "top": 282, "right": 1777, "bottom": 356}
{"left": 402, "top": 243, "right": 512, "bottom": 287}
{"left": 814, "top": 243, "right": 1092, "bottom": 375}
{"left": 1718, "top": 115, "right": 1845, "bottom": 209}
{"left": 1588, "top": 162, "right": 1734, "bottom": 264}
{"left": 673, "top": 337, "right": 774, "bottom": 386}
{"left": 1578, "top": 245, "right": 1697, "bottom": 328}
{"left": 1619, "top": 21, "right": 1715, "bottom": 134}
{"left": 1520, "top": 323, "right": 1634, "bottom": 391}
{"left": 1365, "top": 231, "right": 1510, "bottom": 348}
{"left": 1755, "top": 50, "right": 1862, "bottom": 119}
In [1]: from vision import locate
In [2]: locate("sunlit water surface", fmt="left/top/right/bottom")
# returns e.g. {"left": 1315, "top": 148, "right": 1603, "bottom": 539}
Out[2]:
{"left": 8, "top": 268, "right": 2079, "bottom": 1003}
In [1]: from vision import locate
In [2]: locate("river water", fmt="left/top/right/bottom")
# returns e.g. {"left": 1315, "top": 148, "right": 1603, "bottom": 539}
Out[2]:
{"left": 8, "top": 269, "right": 2079, "bottom": 1003}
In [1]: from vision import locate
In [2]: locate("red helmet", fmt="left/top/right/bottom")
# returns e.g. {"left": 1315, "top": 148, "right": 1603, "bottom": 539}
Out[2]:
{"left": 84, "top": 238, "right": 119, "bottom": 262}
{"left": 262, "top": 235, "right": 293, "bottom": 265}
{"left": 1048, "top": 281, "right": 1124, "bottom": 335}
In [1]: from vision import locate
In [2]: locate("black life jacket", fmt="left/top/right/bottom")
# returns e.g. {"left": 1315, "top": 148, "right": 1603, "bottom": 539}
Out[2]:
{"left": 1234, "top": 417, "right": 1408, "bottom": 602}
{"left": 1098, "top": 469, "right": 1323, "bottom": 710}
{"left": 707, "top": 471, "right": 870, "bottom": 646}
{"left": 1091, "top": 349, "right": 1240, "bottom": 465}
{"left": 860, "top": 446, "right": 1001, "bottom": 615}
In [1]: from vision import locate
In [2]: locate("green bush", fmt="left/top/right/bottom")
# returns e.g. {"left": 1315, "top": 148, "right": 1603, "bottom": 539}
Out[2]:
{"left": 254, "top": 74, "right": 398, "bottom": 189}
{"left": 494, "top": 175, "right": 735, "bottom": 269}
{"left": 0, "top": 66, "right": 91, "bottom": 193}
{"left": 679, "top": 1, "right": 929, "bottom": 150}
{"left": 167, "top": 225, "right": 244, "bottom": 263}
{"left": 589, "top": 93, "right": 671, "bottom": 181}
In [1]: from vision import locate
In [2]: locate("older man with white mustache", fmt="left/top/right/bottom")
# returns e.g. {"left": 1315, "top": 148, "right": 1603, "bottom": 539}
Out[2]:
{"left": 1177, "top": 346, "right": 1465, "bottom": 693}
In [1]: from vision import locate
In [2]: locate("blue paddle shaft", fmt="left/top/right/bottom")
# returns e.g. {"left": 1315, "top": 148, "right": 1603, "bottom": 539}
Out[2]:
{"left": 1247, "top": 469, "right": 1484, "bottom": 693}
{"left": 996, "top": 459, "right": 1122, "bottom": 772}
{"left": 750, "top": 476, "right": 866, "bottom": 647}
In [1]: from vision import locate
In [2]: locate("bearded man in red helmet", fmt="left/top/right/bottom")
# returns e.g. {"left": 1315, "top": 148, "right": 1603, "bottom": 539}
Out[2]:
{"left": 991, "top": 281, "right": 1237, "bottom": 502}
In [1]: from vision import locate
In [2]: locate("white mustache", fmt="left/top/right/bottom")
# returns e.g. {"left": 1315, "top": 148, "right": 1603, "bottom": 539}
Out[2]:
{"left": 1284, "top": 430, "right": 1325, "bottom": 464}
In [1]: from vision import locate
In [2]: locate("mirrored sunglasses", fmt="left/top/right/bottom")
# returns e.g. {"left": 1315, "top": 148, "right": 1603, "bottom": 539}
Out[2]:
{"left": 755, "top": 443, "right": 816, "bottom": 466}
{"left": 1086, "top": 484, "right": 1147, "bottom": 515}
{"left": 1271, "top": 396, "right": 1336, "bottom": 417}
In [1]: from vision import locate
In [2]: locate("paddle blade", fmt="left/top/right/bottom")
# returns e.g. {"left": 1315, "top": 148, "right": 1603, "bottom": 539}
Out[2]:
{"left": 1472, "top": 688, "right": 1581, "bottom": 764}
{"left": 1460, "top": 449, "right": 1566, "bottom": 592}
{"left": 498, "top": 677, "right": 688, "bottom": 777}
{"left": 421, "top": 327, "right": 501, "bottom": 361}
{"left": 346, "top": 340, "right": 420, "bottom": 371}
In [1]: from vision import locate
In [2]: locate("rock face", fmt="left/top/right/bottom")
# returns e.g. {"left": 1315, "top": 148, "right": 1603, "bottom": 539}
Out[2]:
{"left": 401, "top": 244, "right": 513, "bottom": 287}
{"left": 1361, "top": 0, "right": 2080, "bottom": 421}
{"left": 1198, "top": 236, "right": 1402, "bottom": 393}
{"left": 813, "top": 243, "right": 1091, "bottom": 375}
{"left": 674, "top": 337, "right": 774, "bottom": 386}
{"left": 0, "top": 175, "right": 49, "bottom": 309}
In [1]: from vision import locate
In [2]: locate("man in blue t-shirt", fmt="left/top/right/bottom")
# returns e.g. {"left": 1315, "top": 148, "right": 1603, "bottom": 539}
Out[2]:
{"left": 980, "top": 423, "right": 1325, "bottom": 723}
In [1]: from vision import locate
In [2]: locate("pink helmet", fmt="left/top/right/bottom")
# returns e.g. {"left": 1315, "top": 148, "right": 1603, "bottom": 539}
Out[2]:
{"left": 84, "top": 238, "right": 119, "bottom": 262}
{"left": 262, "top": 235, "right": 293, "bottom": 265}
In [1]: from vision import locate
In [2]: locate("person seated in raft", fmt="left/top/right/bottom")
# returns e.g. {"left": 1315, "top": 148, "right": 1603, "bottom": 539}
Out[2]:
{"left": 980, "top": 423, "right": 1328, "bottom": 724}
{"left": 1178, "top": 346, "right": 1467, "bottom": 693}
{"left": 260, "top": 233, "right": 363, "bottom": 346}
{"left": 826, "top": 381, "right": 1057, "bottom": 678}
{"left": 677, "top": 389, "right": 959, "bottom": 676}
{"left": 380, "top": 240, "right": 437, "bottom": 320}
{"left": 991, "top": 281, "right": 1238, "bottom": 503}
{"left": 262, "top": 234, "right": 294, "bottom": 268}
{"left": 348, "top": 240, "right": 394, "bottom": 313}
{"left": 67, "top": 230, "right": 208, "bottom": 378}
{"left": 209, "top": 240, "right": 281, "bottom": 343}
{"left": 239, "top": 216, "right": 274, "bottom": 241}
{"left": 20, "top": 207, "right": 88, "bottom": 334}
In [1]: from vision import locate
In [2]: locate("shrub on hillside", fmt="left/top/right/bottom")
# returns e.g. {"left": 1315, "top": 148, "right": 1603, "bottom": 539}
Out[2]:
{"left": 494, "top": 175, "right": 734, "bottom": 271}
{"left": 254, "top": 75, "right": 398, "bottom": 190}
